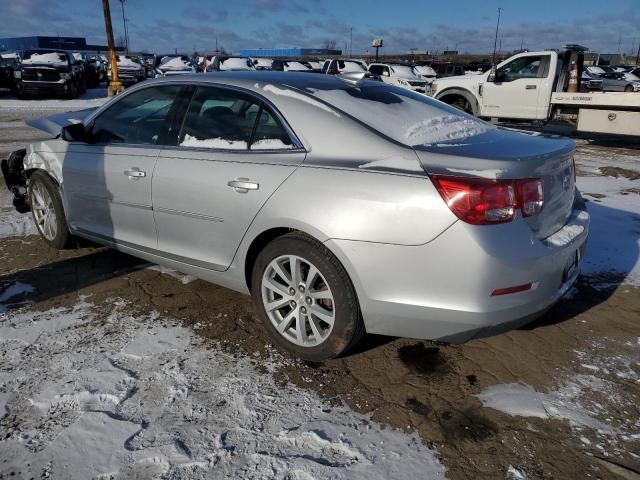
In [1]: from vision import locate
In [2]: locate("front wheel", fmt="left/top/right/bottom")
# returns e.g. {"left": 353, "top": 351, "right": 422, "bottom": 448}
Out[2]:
{"left": 28, "top": 171, "right": 73, "bottom": 249}
{"left": 252, "top": 232, "right": 364, "bottom": 361}
{"left": 624, "top": 85, "right": 634, "bottom": 92}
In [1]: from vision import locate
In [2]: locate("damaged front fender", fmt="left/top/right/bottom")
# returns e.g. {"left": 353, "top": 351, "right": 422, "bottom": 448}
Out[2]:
{"left": 0, "top": 148, "right": 30, "bottom": 213}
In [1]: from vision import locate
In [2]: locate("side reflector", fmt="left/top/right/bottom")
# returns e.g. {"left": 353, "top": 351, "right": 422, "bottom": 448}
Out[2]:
{"left": 491, "top": 283, "right": 533, "bottom": 296}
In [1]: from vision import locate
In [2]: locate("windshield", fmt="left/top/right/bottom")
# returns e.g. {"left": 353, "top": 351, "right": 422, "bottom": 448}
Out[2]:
{"left": 624, "top": 72, "right": 640, "bottom": 82}
{"left": 117, "top": 55, "right": 141, "bottom": 64}
{"left": 390, "top": 65, "right": 416, "bottom": 77}
{"left": 308, "top": 83, "right": 494, "bottom": 146}
{"left": 22, "top": 51, "right": 68, "bottom": 66}
{"left": 588, "top": 66, "right": 606, "bottom": 75}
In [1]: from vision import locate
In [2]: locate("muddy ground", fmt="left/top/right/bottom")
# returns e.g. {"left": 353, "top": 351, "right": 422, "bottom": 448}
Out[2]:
{"left": 1, "top": 108, "right": 639, "bottom": 479}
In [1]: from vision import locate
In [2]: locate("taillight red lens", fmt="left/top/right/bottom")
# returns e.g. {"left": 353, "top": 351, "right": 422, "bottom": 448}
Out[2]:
{"left": 430, "top": 175, "right": 544, "bottom": 225}
{"left": 516, "top": 179, "right": 544, "bottom": 217}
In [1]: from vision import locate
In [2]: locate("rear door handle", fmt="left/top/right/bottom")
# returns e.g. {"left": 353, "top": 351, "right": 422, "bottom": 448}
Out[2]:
{"left": 526, "top": 85, "right": 537, "bottom": 90}
{"left": 228, "top": 178, "right": 259, "bottom": 193}
{"left": 124, "top": 168, "right": 146, "bottom": 179}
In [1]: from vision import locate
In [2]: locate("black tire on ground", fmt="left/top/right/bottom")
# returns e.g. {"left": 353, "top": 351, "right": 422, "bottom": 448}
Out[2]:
{"left": 451, "top": 97, "right": 473, "bottom": 114}
{"left": 66, "top": 81, "right": 78, "bottom": 99}
{"left": 624, "top": 85, "right": 634, "bottom": 92}
{"left": 28, "top": 171, "right": 74, "bottom": 250}
{"left": 251, "top": 232, "right": 365, "bottom": 362}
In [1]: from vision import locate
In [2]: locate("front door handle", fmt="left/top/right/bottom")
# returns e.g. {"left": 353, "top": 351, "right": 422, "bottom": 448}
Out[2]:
{"left": 228, "top": 178, "right": 259, "bottom": 193}
{"left": 124, "top": 168, "right": 146, "bottom": 179}
{"left": 525, "top": 85, "right": 537, "bottom": 90}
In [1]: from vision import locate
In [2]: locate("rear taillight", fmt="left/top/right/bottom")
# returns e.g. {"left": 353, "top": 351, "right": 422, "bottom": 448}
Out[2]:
{"left": 516, "top": 179, "right": 544, "bottom": 217}
{"left": 430, "top": 175, "right": 544, "bottom": 225}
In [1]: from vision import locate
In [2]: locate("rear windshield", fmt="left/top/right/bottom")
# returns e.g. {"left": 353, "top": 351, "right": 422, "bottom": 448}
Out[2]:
{"left": 307, "top": 83, "right": 494, "bottom": 146}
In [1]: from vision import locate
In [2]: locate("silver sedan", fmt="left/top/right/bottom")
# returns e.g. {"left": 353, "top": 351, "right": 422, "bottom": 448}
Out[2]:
{"left": 1, "top": 72, "right": 589, "bottom": 361}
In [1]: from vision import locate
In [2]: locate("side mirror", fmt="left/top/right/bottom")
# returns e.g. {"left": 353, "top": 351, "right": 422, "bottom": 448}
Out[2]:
{"left": 61, "top": 122, "right": 93, "bottom": 143}
{"left": 487, "top": 67, "right": 497, "bottom": 82}
{"left": 382, "top": 70, "right": 390, "bottom": 77}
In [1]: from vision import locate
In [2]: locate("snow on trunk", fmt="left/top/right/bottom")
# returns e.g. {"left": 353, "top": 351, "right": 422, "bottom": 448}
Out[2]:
{"left": 0, "top": 300, "right": 446, "bottom": 479}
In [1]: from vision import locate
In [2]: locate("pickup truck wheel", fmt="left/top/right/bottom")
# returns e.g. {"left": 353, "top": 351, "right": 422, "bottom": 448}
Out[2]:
{"left": 451, "top": 97, "right": 473, "bottom": 114}
{"left": 28, "top": 171, "right": 73, "bottom": 250}
{"left": 252, "top": 232, "right": 365, "bottom": 361}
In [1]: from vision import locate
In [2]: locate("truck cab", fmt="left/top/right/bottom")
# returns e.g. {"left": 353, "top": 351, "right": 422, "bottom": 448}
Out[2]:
{"left": 432, "top": 50, "right": 558, "bottom": 120}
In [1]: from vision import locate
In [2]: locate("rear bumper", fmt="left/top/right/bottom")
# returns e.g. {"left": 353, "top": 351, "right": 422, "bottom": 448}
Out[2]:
{"left": 326, "top": 199, "right": 589, "bottom": 342}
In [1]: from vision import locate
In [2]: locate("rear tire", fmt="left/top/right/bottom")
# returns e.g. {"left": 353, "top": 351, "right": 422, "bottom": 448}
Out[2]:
{"left": 28, "top": 171, "right": 73, "bottom": 250}
{"left": 251, "top": 232, "right": 365, "bottom": 361}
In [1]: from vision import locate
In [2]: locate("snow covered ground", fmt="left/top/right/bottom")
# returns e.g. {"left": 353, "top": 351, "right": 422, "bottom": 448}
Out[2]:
{"left": 0, "top": 88, "right": 108, "bottom": 111}
{"left": 0, "top": 299, "right": 446, "bottom": 479}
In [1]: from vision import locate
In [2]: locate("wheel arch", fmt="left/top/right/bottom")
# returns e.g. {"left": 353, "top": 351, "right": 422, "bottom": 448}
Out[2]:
{"left": 435, "top": 87, "right": 480, "bottom": 116}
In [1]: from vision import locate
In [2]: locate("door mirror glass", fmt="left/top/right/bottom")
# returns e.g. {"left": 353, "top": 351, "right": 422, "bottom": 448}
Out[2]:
{"left": 62, "top": 122, "right": 93, "bottom": 143}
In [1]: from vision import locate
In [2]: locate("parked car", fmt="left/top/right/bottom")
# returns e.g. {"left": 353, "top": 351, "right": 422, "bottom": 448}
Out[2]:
{"left": 0, "top": 54, "right": 18, "bottom": 93}
{"left": 207, "top": 56, "right": 255, "bottom": 72}
{"left": 107, "top": 55, "right": 146, "bottom": 86}
{"left": 1, "top": 72, "right": 589, "bottom": 361}
{"left": 585, "top": 65, "right": 607, "bottom": 76}
{"left": 580, "top": 71, "right": 604, "bottom": 91}
{"left": 72, "top": 52, "right": 100, "bottom": 89}
{"left": 14, "top": 49, "right": 83, "bottom": 99}
{"left": 253, "top": 58, "right": 274, "bottom": 70}
{"left": 156, "top": 55, "right": 197, "bottom": 76}
{"left": 271, "top": 60, "right": 311, "bottom": 72}
{"left": 322, "top": 59, "right": 368, "bottom": 75}
{"left": 412, "top": 62, "right": 437, "bottom": 84}
{"left": 303, "top": 60, "right": 323, "bottom": 72}
{"left": 599, "top": 71, "right": 640, "bottom": 92}
{"left": 139, "top": 54, "right": 158, "bottom": 78}
{"left": 431, "top": 62, "right": 466, "bottom": 77}
{"left": 367, "top": 62, "right": 428, "bottom": 93}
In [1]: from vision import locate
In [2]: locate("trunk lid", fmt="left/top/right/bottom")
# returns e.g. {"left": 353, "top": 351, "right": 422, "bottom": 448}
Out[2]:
{"left": 414, "top": 127, "right": 576, "bottom": 239}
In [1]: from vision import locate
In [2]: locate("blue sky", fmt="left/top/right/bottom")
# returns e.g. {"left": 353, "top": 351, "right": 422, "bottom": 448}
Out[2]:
{"left": 3, "top": 0, "right": 640, "bottom": 55}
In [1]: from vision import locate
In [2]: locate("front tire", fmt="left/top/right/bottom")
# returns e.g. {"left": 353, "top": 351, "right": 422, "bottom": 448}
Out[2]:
{"left": 624, "top": 85, "right": 634, "bottom": 92}
{"left": 28, "top": 171, "right": 73, "bottom": 249}
{"left": 252, "top": 232, "right": 364, "bottom": 361}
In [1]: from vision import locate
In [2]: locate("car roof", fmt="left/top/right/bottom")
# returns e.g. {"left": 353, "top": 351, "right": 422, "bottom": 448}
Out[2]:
{"left": 146, "top": 71, "right": 361, "bottom": 92}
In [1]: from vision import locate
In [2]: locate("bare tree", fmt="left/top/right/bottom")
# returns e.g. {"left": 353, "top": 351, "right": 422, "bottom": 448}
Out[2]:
{"left": 323, "top": 39, "right": 337, "bottom": 50}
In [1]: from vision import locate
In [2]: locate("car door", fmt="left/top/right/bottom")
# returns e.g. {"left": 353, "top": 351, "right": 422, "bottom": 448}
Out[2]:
{"left": 62, "top": 84, "right": 183, "bottom": 248}
{"left": 153, "top": 85, "right": 305, "bottom": 271}
{"left": 481, "top": 54, "right": 552, "bottom": 119}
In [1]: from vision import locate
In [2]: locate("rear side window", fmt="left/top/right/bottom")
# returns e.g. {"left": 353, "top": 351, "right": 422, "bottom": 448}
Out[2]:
{"left": 91, "top": 85, "right": 181, "bottom": 145}
{"left": 179, "top": 86, "right": 294, "bottom": 150}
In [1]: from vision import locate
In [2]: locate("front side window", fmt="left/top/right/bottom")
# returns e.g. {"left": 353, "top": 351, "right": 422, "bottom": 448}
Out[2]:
{"left": 498, "top": 56, "right": 544, "bottom": 81}
{"left": 91, "top": 85, "right": 181, "bottom": 145}
{"left": 179, "top": 86, "right": 293, "bottom": 151}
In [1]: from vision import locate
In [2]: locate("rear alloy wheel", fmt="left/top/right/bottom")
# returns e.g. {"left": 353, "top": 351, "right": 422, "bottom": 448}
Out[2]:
{"left": 252, "top": 233, "right": 364, "bottom": 361}
{"left": 28, "top": 171, "right": 73, "bottom": 249}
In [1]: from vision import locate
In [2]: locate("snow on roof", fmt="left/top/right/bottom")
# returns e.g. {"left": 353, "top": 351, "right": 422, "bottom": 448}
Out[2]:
{"left": 219, "top": 57, "right": 254, "bottom": 71}
{"left": 159, "top": 56, "right": 192, "bottom": 71}
{"left": 22, "top": 52, "right": 68, "bottom": 67}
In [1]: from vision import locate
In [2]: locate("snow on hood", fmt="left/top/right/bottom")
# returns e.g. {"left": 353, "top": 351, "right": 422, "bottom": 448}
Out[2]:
{"left": 22, "top": 52, "right": 68, "bottom": 67}
{"left": 117, "top": 56, "right": 142, "bottom": 69}
{"left": 159, "top": 56, "right": 193, "bottom": 71}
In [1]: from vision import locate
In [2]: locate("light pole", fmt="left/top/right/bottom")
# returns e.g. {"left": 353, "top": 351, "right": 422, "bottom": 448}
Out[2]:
{"left": 102, "top": 0, "right": 123, "bottom": 95}
{"left": 119, "top": 0, "right": 129, "bottom": 53}
{"left": 492, "top": 7, "right": 503, "bottom": 66}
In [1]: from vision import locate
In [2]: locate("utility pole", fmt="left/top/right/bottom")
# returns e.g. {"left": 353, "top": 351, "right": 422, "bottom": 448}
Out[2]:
{"left": 119, "top": 0, "right": 129, "bottom": 53}
{"left": 349, "top": 27, "right": 353, "bottom": 57}
{"left": 492, "top": 7, "right": 503, "bottom": 66}
{"left": 102, "top": 0, "right": 123, "bottom": 96}
{"left": 636, "top": 42, "right": 640, "bottom": 65}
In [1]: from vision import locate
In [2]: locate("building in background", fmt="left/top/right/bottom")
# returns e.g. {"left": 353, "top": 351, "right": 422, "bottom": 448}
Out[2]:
{"left": 240, "top": 48, "right": 342, "bottom": 57}
{"left": 0, "top": 36, "right": 122, "bottom": 53}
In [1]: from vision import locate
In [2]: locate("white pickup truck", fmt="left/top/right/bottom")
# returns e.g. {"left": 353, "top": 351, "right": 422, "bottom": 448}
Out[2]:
{"left": 431, "top": 47, "right": 640, "bottom": 136}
